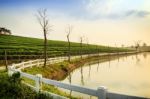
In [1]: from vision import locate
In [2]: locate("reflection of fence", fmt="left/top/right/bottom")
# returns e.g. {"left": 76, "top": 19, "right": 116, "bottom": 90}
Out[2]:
{"left": 8, "top": 52, "right": 148, "bottom": 99}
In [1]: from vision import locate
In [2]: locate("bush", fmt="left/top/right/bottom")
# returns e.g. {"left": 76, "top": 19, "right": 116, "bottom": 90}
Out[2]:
{"left": 0, "top": 71, "right": 52, "bottom": 99}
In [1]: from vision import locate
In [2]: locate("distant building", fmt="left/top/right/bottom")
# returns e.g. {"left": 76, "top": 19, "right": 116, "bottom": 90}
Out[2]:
{"left": 0, "top": 27, "right": 11, "bottom": 35}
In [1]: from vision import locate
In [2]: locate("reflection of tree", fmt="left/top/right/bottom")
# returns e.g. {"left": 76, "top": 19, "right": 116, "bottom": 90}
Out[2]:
{"left": 117, "top": 56, "right": 120, "bottom": 62}
{"left": 143, "top": 53, "right": 147, "bottom": 59}
{"left": 135, "top": 54, "right": 140, "bottom": 65}
{"left": 97, "top": 60, "right": 100, "bottom": 72}
{"left": 81, "top": 66, "right": 84, "bottom": 85}
{"left": 126, "top": 55, "right": 127, "bottom": 59}
{"left": 108, "top": 55, "right": 111, "bottom": 68}
{"left": 88, "top": 63, "right": 91, "bottom": 78}
{"left": 116, "top": 56, "right": 120, "bottom": 67}
{"left": 132, "top": 56, "right": 134, "bottom": 60}
{"left": 67, "top": 72, "right": 72, "bottom": 96}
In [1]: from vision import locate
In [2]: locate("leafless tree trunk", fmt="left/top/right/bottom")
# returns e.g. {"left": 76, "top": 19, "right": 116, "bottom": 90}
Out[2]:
{"left": 36, "top": 9, "right": 51, "bottom": 67}
{"left": 66, "top": 25, "right": 73, "bottom": 63}
{"left": 80, "top": 37, "right": 83, "bottom": 59}
{"left": 134, "top": 40, "right": 141, "bottom": 51}
{"left": 86, "top": 38, "right": 90, "bottom": 58}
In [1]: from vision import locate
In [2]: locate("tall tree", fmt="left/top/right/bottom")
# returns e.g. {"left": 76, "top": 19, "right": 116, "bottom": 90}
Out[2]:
{"left": 66, "top": 25, "right": 73, "bottom": 63}
{"left": 36, "top": 9, "right": 51, "bottom": 67}
{"left": 86, "top": 38, "right": 90, "bottom": 58}
{"left": 80, "top": 37, "right": 83, "bottom": 59}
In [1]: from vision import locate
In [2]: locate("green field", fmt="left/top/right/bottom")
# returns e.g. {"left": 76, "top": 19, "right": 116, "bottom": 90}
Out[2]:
{"left": 0, "top": 35, "right": 131, "bottom": 59}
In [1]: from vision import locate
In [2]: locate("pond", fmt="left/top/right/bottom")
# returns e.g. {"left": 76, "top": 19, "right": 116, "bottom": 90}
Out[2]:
{"left": 62, "top": 52, "right": 150, "bottom": 98}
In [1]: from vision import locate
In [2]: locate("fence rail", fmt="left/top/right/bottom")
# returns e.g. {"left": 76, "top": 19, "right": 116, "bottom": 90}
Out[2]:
{"left": 8, "top": 51, "right": 149, "bottom": 99}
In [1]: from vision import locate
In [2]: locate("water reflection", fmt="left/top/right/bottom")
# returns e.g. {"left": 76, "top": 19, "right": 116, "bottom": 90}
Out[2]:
{"left": 67, "top": 72, "right": 72, "bottom": 96}
{"left": 81, "top": 66, "right": 84, "bottom": 85}
{"left": 62, "top": 52, "right": 150, "bottom": 98}
{"left": 132, "top": 56, "right": 134, "bottom": 60}
{"left": 88, "top": 63, "right": 91, "bottom": 78}
{"left": 108, "top": 56, "right": 111, "bottom": 68}
{"left": 143, "top": 53, "right": 147, "bottom": 59}
{"left": 135, "top": 54, "right": 141, "bottom": 66}
{"left": 97, "top": 60, "right": 100, "bottom": 72}
{"left": 116, "top": 56, "right": 119, "bottom": 68}
{"left": 117, "top": 56, "right": 120, "bottom": 63}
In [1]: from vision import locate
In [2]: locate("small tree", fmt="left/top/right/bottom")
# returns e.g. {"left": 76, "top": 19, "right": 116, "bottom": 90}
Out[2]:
{"left": 36, "top": 9, "right": 52, "bottom": 67}
{"left": 66, "top": 25, "right": 73, "bottom": 63}
{"left": 134, "top": 40, "right": 141, "bottom": 51}
{"left": 0, "top": 27, "right": 11, "bottom": 35}
{"left": 143, "top": 42, "right": 147, "bottom": 47}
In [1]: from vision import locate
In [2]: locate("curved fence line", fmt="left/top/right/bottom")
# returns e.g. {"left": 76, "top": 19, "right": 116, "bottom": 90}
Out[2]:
{"left": 8, "top": 51, "right": 148, "bottom": 99}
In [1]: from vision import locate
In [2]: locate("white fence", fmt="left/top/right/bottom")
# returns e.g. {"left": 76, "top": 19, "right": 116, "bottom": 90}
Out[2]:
{"left": 8, "top": 51, "right": 148, "bottom": 99}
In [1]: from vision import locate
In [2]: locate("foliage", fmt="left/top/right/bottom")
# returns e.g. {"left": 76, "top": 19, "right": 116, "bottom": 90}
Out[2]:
{"left": 0, "top": 71, "right": 52, "bottom": 99}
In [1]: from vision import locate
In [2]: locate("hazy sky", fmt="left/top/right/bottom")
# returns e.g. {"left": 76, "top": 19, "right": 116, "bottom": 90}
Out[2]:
{"left": 0, "top": 0, "right": 150, "bottom": 47}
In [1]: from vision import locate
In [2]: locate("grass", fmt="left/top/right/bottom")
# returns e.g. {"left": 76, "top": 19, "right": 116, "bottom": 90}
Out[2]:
{"left": 22, "top": 77, "right": 77, "bottom": 99}
{"left": 0, "top": 35, "right": 131, "bottom": 59}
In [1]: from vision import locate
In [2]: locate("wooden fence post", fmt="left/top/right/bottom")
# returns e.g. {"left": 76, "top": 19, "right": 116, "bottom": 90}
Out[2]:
{"left": 35, "top": 74, "right": 42, "bottom": 92}
{"left": 97, "top": 86, "right": 107, "bottom": 99}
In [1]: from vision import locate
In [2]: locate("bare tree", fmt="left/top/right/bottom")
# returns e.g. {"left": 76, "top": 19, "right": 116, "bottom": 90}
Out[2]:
{"left": 86, "top": 38, "right": 90, "bottom": 58}
{"left": 80, "top": 36, "right": 83, "bottom": 59}
{"left": 66, "top": 25, "right": 73, "bottom": 63}
{"left": 134, "top": 40, "right": 141, "bottom": 51}
{"left": 36, "top": 9, "right": 52, "bottom": 67}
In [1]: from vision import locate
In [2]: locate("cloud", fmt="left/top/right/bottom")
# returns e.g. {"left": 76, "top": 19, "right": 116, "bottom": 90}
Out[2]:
{"left": 78, "top": 0, "right": 150, "bottom": 20}
{"left": 107, "top": 10, "right": 150, "bottom": 19}
{"left": 125, "top": 10, "right": 150, "bottom": 18}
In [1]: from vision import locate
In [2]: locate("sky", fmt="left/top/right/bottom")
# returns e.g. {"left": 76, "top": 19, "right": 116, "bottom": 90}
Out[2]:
{"left": 0, "top": 0, "right": 150, "bottom": 47}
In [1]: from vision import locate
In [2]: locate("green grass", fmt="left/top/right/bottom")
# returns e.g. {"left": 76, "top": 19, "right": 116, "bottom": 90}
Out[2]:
{"left": 22, "top": 77, "right": 77, "bottom": 99}
{"left": 0, "top": 35, "right": 131, "bottom": 59}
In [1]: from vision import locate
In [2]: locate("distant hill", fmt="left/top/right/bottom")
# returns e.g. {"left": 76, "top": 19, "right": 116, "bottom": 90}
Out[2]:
{"left": 0, "top": 35, "right": 130, "bottom": 59}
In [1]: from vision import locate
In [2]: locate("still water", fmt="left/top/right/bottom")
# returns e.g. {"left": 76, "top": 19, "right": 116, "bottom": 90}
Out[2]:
{"left": 62, "top": 52, "right": 150, "bottom": 98}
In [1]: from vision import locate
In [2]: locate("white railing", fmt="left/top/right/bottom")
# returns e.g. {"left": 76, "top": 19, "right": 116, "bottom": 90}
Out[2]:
{"left": 11, "top": 51, "right": 138, "bottom": 70}
{"left": 8, "top": 51, "right": 148, "bottom": 99}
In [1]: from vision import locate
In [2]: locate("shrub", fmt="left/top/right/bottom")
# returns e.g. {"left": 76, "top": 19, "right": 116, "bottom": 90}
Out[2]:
{"left": 0, "top": 71, "right": 52, "bottom": 99}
